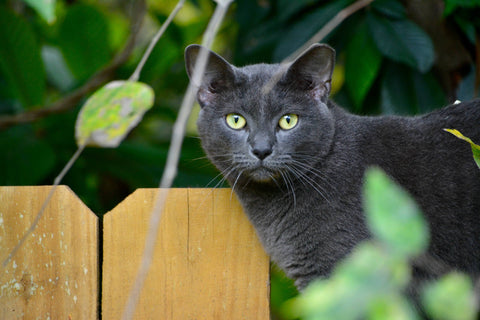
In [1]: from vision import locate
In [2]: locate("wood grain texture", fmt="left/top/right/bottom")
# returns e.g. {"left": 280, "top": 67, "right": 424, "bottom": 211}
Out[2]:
{"left": 102, "top": 188, "right": 270, "bottom": 319}
{"left": 0, "top": 186, "right": 99, "bottom": 320}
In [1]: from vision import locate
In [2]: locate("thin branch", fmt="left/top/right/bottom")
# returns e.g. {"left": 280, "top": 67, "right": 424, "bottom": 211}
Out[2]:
{"left": 129, "top": 0, "right": 186, "bottom": 82}
{"left": 120, "top": 1, "right": 233, "bottom": 320}
{"left": 262, "top": 0, "right": 374, "bottom": 95}
{"left": 0, "top": 0, "right": 147, "bottom": 130}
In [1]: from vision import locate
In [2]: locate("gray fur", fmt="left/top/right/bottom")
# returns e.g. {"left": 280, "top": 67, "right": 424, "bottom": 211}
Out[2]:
{"left": 185, "top": 44, "right": 480, "bottom": 290}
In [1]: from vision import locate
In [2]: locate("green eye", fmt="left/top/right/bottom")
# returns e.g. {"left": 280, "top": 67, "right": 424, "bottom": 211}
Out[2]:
{"left": 226, "top": 113, "right": 247, "bottom": 130}
{"left": 279, "top": 114, "right": 298, "bottom": 130}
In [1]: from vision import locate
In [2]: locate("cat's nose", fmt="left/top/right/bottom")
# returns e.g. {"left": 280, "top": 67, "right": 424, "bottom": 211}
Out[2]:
{"left": 252, "top": 147, "right": 272, "bottom": 160}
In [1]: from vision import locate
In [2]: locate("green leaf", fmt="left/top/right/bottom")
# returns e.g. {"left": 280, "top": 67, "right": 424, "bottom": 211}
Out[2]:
{"left": 75, "top": 81, "right": 155, "bottom": 147}
{"left": 22, "top": 0, "right": 56, "bottom": 23}
{"left": 277, "top": 0, "right": 316, "bottom": 22}
{"left": 444, "top": 0, "right": 480, "bottom": 15}
{"left": 345, "top": 19, "right": 382, "bottom": 110}
{"left": 444, "top": 129, "right": 480, "bottom": 169}
{"left": 380, "top": 62, "right": 417, "bottom": 115}
{"left": 422, "top": 272, "right": 476, "bottom": 320}
{"left": 0, "top": 9, "right": 45, "bottom": 107}
{"left": 273, "top": 0, "right": 352, "bottom": 60}
{"left": 367, "top": 12, "right": 434, "bottom": 72}
{"left": 284, "top": 243, "right": 414, "bottom": 320}
{"left": 364, "top": 168, "right": 429, "bottom": 257}
{"left": 58, "top": 4, "right": 111, "bottom": 80}
{"left": 371, "top": 0, "right": 407, "bottom": 19}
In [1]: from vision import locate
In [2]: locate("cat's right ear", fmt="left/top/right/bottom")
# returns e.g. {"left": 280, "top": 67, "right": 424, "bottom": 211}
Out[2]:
{"left": 185, "top": 44, "right": 235, "bottom": 107}
{"left": 284, "top": 44, "right": 335, "bottom": 102}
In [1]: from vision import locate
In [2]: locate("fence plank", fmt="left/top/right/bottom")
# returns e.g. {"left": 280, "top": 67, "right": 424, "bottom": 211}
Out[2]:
{"left": 102, "top": 188, "right": 270, "bottom": 319}
{"left": 0, "top": 186, "right": 98, "bottom": 320}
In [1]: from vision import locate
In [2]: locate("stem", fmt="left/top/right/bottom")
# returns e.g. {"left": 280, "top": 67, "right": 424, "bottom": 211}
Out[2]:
{"left": 129, "top": 0, "right": 185, "bottom": 82}
{"left": 120, "top": 2, "right": 233, "bottom": 320}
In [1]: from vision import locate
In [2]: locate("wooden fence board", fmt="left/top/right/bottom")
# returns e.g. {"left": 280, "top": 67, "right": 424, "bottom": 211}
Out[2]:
{"left": 0, "top": 186, "right": 99, "bottom": 320}
{"left": 102, "top": 188, "right": 270, "bottom": 319}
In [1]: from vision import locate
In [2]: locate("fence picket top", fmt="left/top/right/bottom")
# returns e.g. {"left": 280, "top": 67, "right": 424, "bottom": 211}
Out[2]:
{"left": 102, "top": 188, "right": 270, "bottom": 319}
{"left": 0, "top": 186, "right": 98, "bottom": 320}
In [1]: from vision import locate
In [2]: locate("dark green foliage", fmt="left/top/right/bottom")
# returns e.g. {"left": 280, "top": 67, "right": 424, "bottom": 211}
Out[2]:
{"left": 0, "top": 9, "right": 45, "bottom": 107}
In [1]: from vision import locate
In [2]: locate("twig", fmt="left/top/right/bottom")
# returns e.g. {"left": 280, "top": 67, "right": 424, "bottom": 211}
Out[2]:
{"left": 2, "top": 143, "right": 86, "bottom": 267}
{"left": 120, "top": 1, "right": 233, "bottom": 319}
{"left": 129, "top": 0, "right": 186, "bottom": 82}
{"left": 262, "top": 0, "right": 374, "bottom": 95}
{"left": 0, "top": 0, "right": 147, "bottom": 130}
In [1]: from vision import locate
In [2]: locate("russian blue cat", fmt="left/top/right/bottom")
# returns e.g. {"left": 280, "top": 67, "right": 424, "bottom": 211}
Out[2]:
{"left": 184, "top": 44, "right": 480, "bottom": 291}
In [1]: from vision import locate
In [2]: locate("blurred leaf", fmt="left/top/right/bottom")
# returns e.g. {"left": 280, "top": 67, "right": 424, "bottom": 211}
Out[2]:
{"left": 371, "top": 0, "right": 407, "bottom": 19}
{"left": 0, "top": 9, "right": 45, "bottom": 107}
{"left": 444, "top": 129, "right": 480, "bottom": 169}
{"left": 380, "top": 62, "right": 417, "bottom": 115}
{"left": 277, "top": 0, "right": 316, "bottom": 22}
{"left": 75, "top": 81, "right": 154, "bottom": 147}
{"left": 22, "top": 0, "right": 56, "bottom": 23}
{"left": 41, "top": 45, "right": 75, "bottom": 91}
{"left": 367, "top": 11, "right": 434, "bottom": 72}
{"left": 273, "top": 0, "right": 351, "bottom": 61}
{"left": 444, "top": 0, "right": 480, "bottom": 15}
{"left": 58, "top": 4, "right": 111, "bottom": 80}
{"left": 368, "top": 294, "right": 418, "bottom": 320}
{"left": 0, "top": 128, "right": 55, "bottom": 185}
{"left": 422, "top": 273, "right": 476, "bottom": 320}
{"left": 364, "top": 168, "right": 429, "bottom": 257}
{"left": 285, "top": 242, "right": 414, "bottom": 320}
{"left": 345, "top": 19, "right": 382, "bottom": 109}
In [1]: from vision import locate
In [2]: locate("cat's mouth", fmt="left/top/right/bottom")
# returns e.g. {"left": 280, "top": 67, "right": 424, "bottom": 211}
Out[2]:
{"left": 246, "top": 163, "right": 281, "bottom": 182}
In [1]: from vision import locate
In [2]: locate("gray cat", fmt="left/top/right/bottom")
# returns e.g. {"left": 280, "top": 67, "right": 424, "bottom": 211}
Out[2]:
{"left": 184, "top": 44, "right": 480, "bottom": 292}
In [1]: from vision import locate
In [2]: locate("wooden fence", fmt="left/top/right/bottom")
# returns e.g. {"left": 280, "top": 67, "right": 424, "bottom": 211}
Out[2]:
{"left": 0, "top": 186, "right": 270, "bottom": 319}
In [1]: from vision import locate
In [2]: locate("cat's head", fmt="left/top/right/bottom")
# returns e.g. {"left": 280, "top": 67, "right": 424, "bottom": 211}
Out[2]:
{"left": 185, "top": 44, "right": 336, "bottom": 186}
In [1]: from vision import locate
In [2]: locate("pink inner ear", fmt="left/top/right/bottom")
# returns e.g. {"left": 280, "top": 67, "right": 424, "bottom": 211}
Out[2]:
{"left": 198, "top": 87, "right": 216, "bottom": 107}
{"left": 310, "top": 81, "right": 330, "bottom": 102}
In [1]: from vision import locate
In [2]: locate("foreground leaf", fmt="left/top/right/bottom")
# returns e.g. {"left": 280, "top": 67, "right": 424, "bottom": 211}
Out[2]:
{"left": 444, "top": 129, "right": 480, "bottom": 169}
{"left": 422, "top": 273, "right": 476, "bottom": 320}
{"left": 75, "top": 81, "right": 154, "bottom": 147}
{"left": 364, "top": 168, "right": 429, "bottom": 257}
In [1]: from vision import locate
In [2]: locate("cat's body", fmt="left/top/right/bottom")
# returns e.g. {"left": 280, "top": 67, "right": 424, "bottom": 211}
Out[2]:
{"left": 185, "top": 44, "right": 480, "bottom": 291}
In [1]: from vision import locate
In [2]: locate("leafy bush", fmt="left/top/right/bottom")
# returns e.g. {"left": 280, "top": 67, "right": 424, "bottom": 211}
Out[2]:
{"left": 282, "top": 168, "right": 477, "bottom": 320}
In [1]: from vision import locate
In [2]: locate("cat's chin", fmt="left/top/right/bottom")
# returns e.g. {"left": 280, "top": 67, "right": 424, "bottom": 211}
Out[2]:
{"left": 247, "top": 167, "right": 279, "bottom": 183}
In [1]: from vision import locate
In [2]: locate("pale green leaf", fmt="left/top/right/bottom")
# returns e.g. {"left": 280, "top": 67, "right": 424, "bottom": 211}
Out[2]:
{"left": 75, "top": 81, "right": 154, "bottom": 148}
{"left": 444, "top": 129, "right": 480, "bottom": 170}
{"left": 364, "top": 168, "right": 429, "bottom": 257}
{"left": 422, "top": 272, "right": 476, "bottom": 320}
{"left": 22, "top": 0, "right": 56, "bottom": 23}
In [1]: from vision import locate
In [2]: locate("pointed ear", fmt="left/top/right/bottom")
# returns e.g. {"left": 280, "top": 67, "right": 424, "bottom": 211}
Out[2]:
{"left": 284, "top": 44, "right": 335, "bottom": 100}
{"left": 185, "top": 44, "right": 235, "bottom": 106}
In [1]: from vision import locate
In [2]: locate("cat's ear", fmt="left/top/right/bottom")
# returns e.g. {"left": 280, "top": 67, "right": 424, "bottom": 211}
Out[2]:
{"left": 284, "top": 44, "right": 335, "bottom": 100}
{"left": 185, "top": 44, "right": 235, "bottom": 107}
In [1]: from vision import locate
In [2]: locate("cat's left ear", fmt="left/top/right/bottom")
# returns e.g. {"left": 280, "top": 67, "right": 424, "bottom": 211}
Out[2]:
{"left": 284, "top": 44, "right": 335, "bottom": 100}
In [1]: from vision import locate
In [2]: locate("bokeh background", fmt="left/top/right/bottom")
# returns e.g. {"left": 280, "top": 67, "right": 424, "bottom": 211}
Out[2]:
{"left": 1, "top": 0, "right": 479, "bottom": 318}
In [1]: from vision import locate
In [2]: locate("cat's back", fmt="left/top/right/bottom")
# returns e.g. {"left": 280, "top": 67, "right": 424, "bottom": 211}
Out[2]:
{"left": 355, "top": 99, "right": 480, "bottom": 275}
